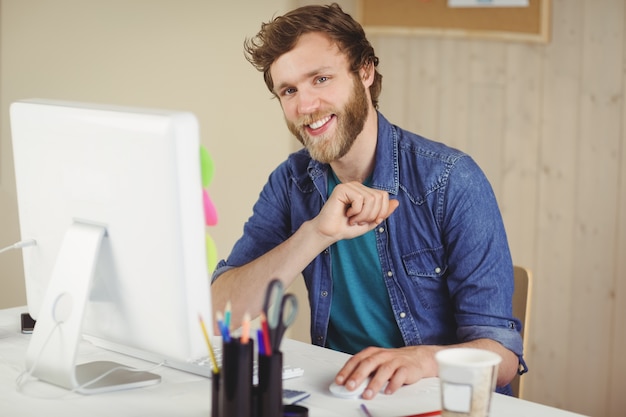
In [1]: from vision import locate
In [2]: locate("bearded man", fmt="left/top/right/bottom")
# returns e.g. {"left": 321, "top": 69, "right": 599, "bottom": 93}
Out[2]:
{"left": 211, "top": 3, "right": 526, "bottom": 399}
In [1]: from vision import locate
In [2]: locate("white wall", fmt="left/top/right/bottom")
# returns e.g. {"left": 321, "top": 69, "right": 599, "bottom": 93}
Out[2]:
{"left": 0, "top": 0, "right": 294, "bottom": 308}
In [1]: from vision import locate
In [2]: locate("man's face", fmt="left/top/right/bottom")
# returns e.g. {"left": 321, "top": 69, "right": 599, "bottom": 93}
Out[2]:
{"left": 270, "top": 32, "right": 372, "bottom": 164}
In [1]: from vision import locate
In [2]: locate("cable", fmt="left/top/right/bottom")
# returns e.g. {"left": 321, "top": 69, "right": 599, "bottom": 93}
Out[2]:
{"left": 16, "top": 318, "right": 164, "bottom": 398}
{"left": 15, "top": 320, "right": 62, "bottom": 393}
{"left": 0, "top": 239, "right": 37, "bottom": 255}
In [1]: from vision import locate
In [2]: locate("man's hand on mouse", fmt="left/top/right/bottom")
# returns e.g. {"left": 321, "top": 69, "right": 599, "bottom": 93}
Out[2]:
{"left": 333, "top": 345, "right": 439, "bottom": 399}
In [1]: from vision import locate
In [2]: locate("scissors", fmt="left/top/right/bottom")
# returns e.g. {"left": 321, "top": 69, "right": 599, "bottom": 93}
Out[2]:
{"left": 262, "top": 278, "right": 298, "bottom": 353}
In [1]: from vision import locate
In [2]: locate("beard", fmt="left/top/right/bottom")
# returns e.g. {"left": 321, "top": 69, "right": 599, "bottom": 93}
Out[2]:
{"left": 286, "top": 75, "right": 369, "bottom": 164}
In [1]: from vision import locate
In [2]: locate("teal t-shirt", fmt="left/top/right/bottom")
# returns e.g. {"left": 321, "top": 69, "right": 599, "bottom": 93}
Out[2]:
{"left": 326, "top": 171, "right": 404, "bottom": 354}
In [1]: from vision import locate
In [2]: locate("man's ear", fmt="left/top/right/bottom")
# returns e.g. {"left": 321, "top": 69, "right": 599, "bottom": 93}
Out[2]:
{"left": 360, "top": 62, "right": 375, "bottom": 88}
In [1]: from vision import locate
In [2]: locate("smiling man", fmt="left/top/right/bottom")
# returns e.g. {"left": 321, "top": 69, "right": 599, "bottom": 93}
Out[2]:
{"left": 211, "top": 3, "right": 526, "bottom": 399}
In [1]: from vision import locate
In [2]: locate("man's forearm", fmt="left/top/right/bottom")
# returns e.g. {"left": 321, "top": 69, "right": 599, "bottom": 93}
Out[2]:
{"left": 210, "top": 219, "right": 334, "bottom": 329}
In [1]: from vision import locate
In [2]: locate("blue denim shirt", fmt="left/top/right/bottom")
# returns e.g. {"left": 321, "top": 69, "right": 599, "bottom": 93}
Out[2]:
{"left": 213, "top": 112, "right": 526, "bottom": 381}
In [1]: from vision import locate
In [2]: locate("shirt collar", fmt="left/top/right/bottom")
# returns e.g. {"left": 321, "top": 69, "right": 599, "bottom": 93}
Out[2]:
{"left": 369, "top": 112, "right": 400, "bottom": 195}
{"left": 303, "top": 111, "right": 400, "bottom": 195}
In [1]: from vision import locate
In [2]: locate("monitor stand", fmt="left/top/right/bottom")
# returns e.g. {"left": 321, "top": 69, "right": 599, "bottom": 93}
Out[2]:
{"left": 24, "top": 222, "right": 161, "bottom": 394}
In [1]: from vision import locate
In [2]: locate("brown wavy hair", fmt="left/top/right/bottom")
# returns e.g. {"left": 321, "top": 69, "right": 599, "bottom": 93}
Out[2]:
{"left": 244, "top": 3, "right": 382, "bottom": 108}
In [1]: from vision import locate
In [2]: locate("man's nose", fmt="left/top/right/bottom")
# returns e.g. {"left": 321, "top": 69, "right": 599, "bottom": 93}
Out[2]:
{"left": 297, "top": 88, "right": 321, "bottom": 114}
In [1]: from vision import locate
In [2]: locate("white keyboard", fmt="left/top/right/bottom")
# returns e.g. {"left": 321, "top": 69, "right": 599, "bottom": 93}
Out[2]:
{"left": 189, "top": 346, "right": 305, "bottom": 384}
{"left": 84, "top": 335, "right": 304, "bottom": 383}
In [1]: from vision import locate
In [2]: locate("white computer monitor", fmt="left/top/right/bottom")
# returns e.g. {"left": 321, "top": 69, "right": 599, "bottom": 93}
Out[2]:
{"left": 10, "top": 99, "right": 213, "bottom": 394}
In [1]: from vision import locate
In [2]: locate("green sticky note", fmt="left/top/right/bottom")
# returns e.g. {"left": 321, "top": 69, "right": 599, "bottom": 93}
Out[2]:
{"left": 200, "top": 146, "right": 214, "bottom": 187}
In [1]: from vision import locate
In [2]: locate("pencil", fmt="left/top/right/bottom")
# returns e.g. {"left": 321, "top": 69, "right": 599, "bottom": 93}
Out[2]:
{"left": 257, "top": 328, "right": 266, "bottom": 355}
{"left": 402, "top": 411, "right": 441, "bottom": 417}
{"left": 198, "top": 314, "right": 219, "bottom": 374}
{"left": 260, "top": 311, "right": 272, "bottom": 354}
{"left": 224, "top": 301, "right": 232, "bottom": 329}
{"left": 241, "top": 312, "right": 251, "bottom": 344}
{"left": 216, "top": 311, "right": 231, "bottom": 342}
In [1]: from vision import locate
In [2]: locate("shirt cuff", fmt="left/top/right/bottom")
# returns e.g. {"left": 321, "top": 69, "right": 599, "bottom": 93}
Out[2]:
{"left": 457, "top": 325, "right": 528, "bottom": 375}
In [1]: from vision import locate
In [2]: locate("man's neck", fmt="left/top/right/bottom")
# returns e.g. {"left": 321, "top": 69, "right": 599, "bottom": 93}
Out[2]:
{"left": 330, "top": 109, "right": 378, "bottom": 183}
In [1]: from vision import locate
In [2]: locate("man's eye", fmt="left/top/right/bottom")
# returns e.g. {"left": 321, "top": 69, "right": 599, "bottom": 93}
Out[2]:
{"left": 284, "top": 87, "right": 297, "bottom": 96}
{"left": 316, "top": 76, "right": 328, "bottom": 84}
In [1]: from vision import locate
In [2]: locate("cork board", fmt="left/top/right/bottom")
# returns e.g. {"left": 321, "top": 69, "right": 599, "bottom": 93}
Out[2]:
{"left": 358, "top": 0, "right": 551, "bottom": 43}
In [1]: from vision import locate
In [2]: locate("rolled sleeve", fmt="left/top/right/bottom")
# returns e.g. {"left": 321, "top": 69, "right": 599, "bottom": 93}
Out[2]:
{"left": 457, "top": 324, "right": 528, "bottom": 375}
{"left": 211, "top": 260, "right": 234, "bottom": 283}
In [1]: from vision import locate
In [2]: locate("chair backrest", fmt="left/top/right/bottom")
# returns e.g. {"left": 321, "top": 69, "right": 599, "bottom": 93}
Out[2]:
{"left": 510, "top": 265, "right": 532, "bottom": 398}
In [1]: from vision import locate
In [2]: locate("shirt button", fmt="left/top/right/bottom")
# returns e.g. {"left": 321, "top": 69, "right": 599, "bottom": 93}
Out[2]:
{"left": 321, "top": 291, "right": 328, "bottom": 297}
{"left": 378, "top": 227, "right": 385, "bottom": 233}
{"left": 399, "top": 312, "right": 406, "bottom": 318}
{"left": 435, "top": 267, "right": 441, "bottom": 274}
{"left": 387, "top": 271, "right": 393, "bottom": 277}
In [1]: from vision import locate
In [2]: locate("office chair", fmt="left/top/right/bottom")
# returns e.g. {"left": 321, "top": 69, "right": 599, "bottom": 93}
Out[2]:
{"left": 510, "top": 265, "right": 533, "bottom": 398}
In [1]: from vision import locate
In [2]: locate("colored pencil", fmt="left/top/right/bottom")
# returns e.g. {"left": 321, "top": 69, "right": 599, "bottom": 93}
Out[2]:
{"left": 240, "top": 312, "right": 251, "bottom": 344}
{"left": 260, "top": 311, "right": 272, "bottom": 354}
{"left": 198, "top": 314, "right": 219, "bottom": 374}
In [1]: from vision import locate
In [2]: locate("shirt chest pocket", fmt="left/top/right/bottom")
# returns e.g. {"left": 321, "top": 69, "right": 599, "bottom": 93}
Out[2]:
{"left": 402, "top": 247, "right": 449, "bottom": 309}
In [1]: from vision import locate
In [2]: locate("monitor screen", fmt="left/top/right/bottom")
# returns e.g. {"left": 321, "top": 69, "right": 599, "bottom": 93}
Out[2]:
{"left": 10, "top": 99, "right": 213, "bottom": 393}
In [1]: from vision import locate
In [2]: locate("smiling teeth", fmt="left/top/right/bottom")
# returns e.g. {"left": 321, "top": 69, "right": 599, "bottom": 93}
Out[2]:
{"left": 309, "top": 115, "right": 331, "bottom": 130}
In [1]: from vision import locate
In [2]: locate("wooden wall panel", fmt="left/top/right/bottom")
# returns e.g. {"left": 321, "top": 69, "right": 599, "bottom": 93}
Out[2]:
{"left": 466, "top": 42, "right": 507, "bottom": 196}
{"left": 437, "top": 39, "right": 471, "bottom": 152}
{"left": 608, "top": 4, "right": 626, "bottom": 411}
{"left": 406, "top": 37, "right": 440, "bottom": 139}
{"left": 372, "top": 35, "right": 410, "bottom": 127}
{"left": 500, "top": 43, "right": 542, "bottom": 268}
{"left": 364, "top": 0, "right": 626, "bottom": 415}
{"left": 532, "top": 0, "right": 582, "bottom": 409}
{"left": 609, "top": 38, "right": 626, "bottom": 412}
{"left": 467, "top": 83, "right": 506, "bottom": 195}
{"left": 566, "top": 1, "right": 623, "bottom": 415}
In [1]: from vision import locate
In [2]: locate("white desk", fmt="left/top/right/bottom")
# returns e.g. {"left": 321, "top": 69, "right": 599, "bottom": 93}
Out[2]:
{"left": 0, "top": 306, "right": 585, "bottom": 417}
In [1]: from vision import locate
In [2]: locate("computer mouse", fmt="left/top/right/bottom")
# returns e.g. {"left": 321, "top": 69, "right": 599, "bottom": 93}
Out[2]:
{"left": 328, "top": 378, "right": 370, "bottom": 399}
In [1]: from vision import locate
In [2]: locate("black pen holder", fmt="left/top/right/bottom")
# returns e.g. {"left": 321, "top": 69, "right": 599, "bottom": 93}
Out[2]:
{"left": 256, "top": 351, "right": 283, "bottom": 417}
{"left": 220, "top": 338, "right": 254, "bottom": 417}
{"left": 212, "top": 370, "right": 221, "bottom": 417}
